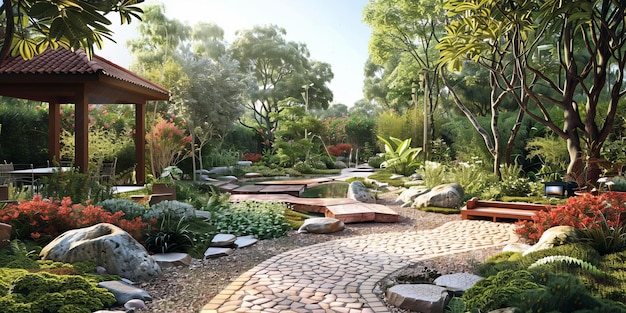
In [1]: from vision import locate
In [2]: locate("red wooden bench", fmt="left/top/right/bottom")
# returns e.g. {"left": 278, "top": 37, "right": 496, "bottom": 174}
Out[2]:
{"left": 461, "top": 197, "right": 551, "bottom": 222}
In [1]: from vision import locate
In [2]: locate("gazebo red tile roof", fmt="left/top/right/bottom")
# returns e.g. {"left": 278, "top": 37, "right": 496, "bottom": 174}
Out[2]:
{"left": 0, "top": 48, "right": 170, "bottom": 185}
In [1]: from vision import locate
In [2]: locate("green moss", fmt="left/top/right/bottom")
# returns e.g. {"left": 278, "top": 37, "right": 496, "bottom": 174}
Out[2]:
{"left": 284, "top": 209, "right": 310, "bottom": 229}
{"left": 416, "top": 206, "right": 460, "bottom": 214}
{"left": 366, "top": 171, "right": 406, "bottom": 187}
{"left": 462, "top": 270, "right": 539, "bottom": 311}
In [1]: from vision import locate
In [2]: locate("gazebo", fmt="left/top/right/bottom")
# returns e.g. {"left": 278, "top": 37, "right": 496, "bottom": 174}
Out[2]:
{"left": 0, "top": 48, "right": 170, "bottom": 185}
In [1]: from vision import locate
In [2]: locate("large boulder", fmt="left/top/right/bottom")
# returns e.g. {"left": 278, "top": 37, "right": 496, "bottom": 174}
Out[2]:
{"left": 396, "top": 186, "right": 430, "bottom": 207}
{"left": 298, "top": 218, "right": 345, "bottom": 234}
{"left": 347, "top": 181, "right": 375, "bottom": 203}
{"left": 413, "top": 183, "right": 464, "bottom": 208}
{"left": 523, "top": 225, "right": 578, "bottom": 256}
{"left": 40, "top": 223, "right": 161, "bottom": 281}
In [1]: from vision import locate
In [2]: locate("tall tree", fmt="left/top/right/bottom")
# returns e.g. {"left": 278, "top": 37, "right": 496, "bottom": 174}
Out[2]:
{"left": 229, "top": 25, "right": 333, "bottom": 149}
{"left": 0, "top": 0, "right": 143, "bottom": 61}
{"left": 439, "top": 0, "right": 626, "bottom": 185}
{"left": 364, "top": 0, "right": 446, "bottom": 151}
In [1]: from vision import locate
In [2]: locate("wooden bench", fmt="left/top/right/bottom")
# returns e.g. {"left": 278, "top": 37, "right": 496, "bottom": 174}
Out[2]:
{"left": 461, "top": 197, "right": 551, "bottom": 222}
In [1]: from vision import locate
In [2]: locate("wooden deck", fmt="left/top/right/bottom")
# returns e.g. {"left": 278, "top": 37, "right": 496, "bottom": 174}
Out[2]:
{"left": 229, "top": 194, "right": 399, "bottom": 223}
{"left": 461, "top": 197, "right": 550, "bottom": 222}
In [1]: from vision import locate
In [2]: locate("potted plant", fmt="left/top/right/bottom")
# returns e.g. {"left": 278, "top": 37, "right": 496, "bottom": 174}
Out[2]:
{"left": 151, "top": 166, "right": 182, "bottom": 199}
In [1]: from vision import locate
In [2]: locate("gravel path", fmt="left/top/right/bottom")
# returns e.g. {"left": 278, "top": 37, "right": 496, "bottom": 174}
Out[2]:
{"left": 139, "top": 192, "right": 518, "bottom": 313}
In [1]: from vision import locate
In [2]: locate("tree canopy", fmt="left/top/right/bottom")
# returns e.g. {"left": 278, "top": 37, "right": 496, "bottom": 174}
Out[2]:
{"left": 0, "top": 0, "right": 143, "bottom": 61}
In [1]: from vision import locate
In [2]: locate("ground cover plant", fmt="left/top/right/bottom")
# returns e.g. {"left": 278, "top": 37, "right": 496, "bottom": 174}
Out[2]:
{"left": 457, "top": 192, "right": 626, "bottom": 312}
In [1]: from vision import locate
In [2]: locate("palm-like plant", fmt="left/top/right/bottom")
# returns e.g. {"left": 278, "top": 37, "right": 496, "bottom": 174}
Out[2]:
{"left": 377, "top": 136, "right": 422, "bottom": 176}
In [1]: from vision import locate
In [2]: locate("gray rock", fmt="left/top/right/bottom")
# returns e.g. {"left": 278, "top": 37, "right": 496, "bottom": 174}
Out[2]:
{"left": 207, "top": 166, "right": 231, "bottom": 175}
{"left": 434, "top": 273, "right": 483, "bottom": 296}
{"left": 413, "top": 183, "right": 464, "bottom": 208}
{"left": 523, "top": 225, "right": 578, "bottom": 256}
{"left": 39, "top": 223, "right": 161, "bottom": 281}
{"left": 217, "top": 175, "right": 238, "bottom": 182}
{"left": 0, "top": 222, "right": 11, "bottom": 249}
{"left": 502, "top": 243, "right": 532, "bottom": 254}
{"left": 151, "top": 252, "right": 192, "bottom": 268}
{"left": 298, "top": 218, "right": 345, "bottom": 234}
{"left": 347, "top": 181, "right": 375, "bottom": 203}
{"left": 204, "top": 247, "right": 234, "bottom": 259}
{"left": 210, "top": 233, "right": 237, "bottom": 247}
{"left": 244, "top": 172, "right": 263, "bottom": 178}
{"left": 238, "top": 161, "right": 253, "bottom": 166}
{"left": 124, "top": 299, "right": 147, "bottom": 310}
{"left": 386, "top": 284, "right": 450, "bottom": 313}
{"left": 389, "top": 174, "right": 404, "bottom": 180}
{"left": 98, "top": 280, "right": 152, "bottom": 305}
{"left": 235, "top": 235, "right": 258, "bottom": 249}
{"left": 396, "top": 186, "right": 430, "bottom": 207}
{"left": 96, "top": 266, "right": 108, "bottom": 275}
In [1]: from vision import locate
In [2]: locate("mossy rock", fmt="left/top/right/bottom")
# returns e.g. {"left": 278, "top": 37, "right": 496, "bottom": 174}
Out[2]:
{"left": 416, "top": 206, "right": 460, "bottom": 214}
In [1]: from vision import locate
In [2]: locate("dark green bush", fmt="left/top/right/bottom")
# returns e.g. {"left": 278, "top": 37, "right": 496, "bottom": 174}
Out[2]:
{"left": 143, "top": 200, "right": 196, "bottom": 221}
{"left": 211, "top": 200, "right": 291, "bottom": 239}
{"left": 0, "top": 105, "right": 49, "bottom": 166}
{"left": 462, "top": 270, "right": 539, "bottom": 311}
{"left": 145, "top": 213, "right": 195, "bottom": 254}
{"left": 40, "top": 169, "right": 112, "bottom": 204}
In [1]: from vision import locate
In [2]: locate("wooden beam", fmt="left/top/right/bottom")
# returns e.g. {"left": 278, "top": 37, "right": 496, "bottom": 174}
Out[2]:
{"left": 135, "top": 102, "right": 146, "bottom": 185}
{"left": 48, "top": 101, "right": 61, "bottom": 163}
{"left": 74, "top": 86, "right": 89, "bottom": 174}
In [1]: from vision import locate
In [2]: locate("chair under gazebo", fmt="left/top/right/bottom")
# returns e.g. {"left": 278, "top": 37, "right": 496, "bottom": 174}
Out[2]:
{"left": 0, "top": 48, "right": 170, "bottom": 185}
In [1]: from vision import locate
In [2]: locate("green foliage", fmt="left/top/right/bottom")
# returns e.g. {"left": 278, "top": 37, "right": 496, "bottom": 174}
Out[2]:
{"left": 145, "top": 213, "right": 195, "bottom": 254}
{"left": 462, "top": 270, "right": 540, "bottom": 312}
{"left": 0, "top": 105, "right": 49, "bottom": 166}
{"left": 417, "top": 207, "right": 460, "bottom": 214}
{"left": 0, "top": 271, "right": 116, "bottom": 313}
{"left": 378, "top": 136, "right": 422, "bottom": 176}
{"left": 40, "top": 169, "right": 112, "bottom": 204}
{"left": 204, "top": 147, "right": 241, "bottom": 168}
{"left": 445, "top": 297, "right": 467, "bottom": 313}
{"left": 284, "top": 209, "right": 309, "bottom": 230}
{"left": 211, "top": 200, "right": 292, "bottom": 239}
{"left": 96, "top": 198, "right": 147, "bottom": 220}
{"left": 578, "top": 215, "right": 626, "bottom": 255}
{"left": 144, "top": 200, "right": 196, "bottom": 221}
{"left": 529, "top": 255, "right": 609, "bottom": 278}
{"left": 526, "top": 136, "right": 568, "bottom": 181}
{"left": 0, "top": 240, "right": 40, "bottom": 269}
{"left": 293, "top": 161, "right": 314, "bottom": 174}
{"left": 367, "top": 155, "right": 384, "bottom": 168}
{"left": 419, "top": 162, "right": 447, "bottom": 188}
{"left": 608, "top": 176, "right": 626, "bottom": 192}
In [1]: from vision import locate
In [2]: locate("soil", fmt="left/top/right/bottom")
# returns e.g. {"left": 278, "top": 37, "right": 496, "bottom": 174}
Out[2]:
{"left": 137, "top": 192, "right": 504, "bottom": 313}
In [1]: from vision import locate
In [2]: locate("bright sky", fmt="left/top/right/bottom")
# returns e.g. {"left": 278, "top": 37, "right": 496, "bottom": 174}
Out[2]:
{"left": 98, "top": 0, "right": 372, "bottom": 106}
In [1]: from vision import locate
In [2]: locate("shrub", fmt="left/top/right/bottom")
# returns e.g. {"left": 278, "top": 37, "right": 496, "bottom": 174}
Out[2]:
{"left": 211, "top": 201, "right": 291, "bottom": 239}
{"left": 1, "top": 272, "right": 116, "bottom": 313}
{"left": 96, "top": 198, "right": 147, "bottom": 220}
{"left": 144, "top": 213, "right": 195, "bottom": 254}
{"left": 378, "top": 136, "right": 422, "bottom": 176}
{"left": 367, "top": 155, "right": 384, "bottom": 168}
{"left": 40, "top": 169, "right": 113, "bottom": 204}
{"left": 242, "top": 153, "right": 262, "bottom": 163}
{"left": 144, "top": 200, "right": 196, "bottom": 221}
{"left": 515, "top": 192, "right": 626, "bottom": 244}
{"left": 0, "top": 195, "right": 149, "bottom": 242}
{"left": 293, "top": 161, "right": 313, "bottom": 174}
{"left": 327, "top": 143, "right": 352, "bottom": 157}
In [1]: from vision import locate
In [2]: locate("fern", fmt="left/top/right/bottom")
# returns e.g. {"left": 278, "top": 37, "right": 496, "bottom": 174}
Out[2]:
{"left": 528, "top": 255, "right": 610, "bottom": 278}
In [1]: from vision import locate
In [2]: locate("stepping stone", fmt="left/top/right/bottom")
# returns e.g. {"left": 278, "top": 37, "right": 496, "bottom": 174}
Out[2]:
{"left": 195, "top": 210, "right": 211, "bottom": 219}
{"left": 434, "top": 273, "right": 483, "bottom": 296}
{"left": 235, "top": 235, "right": 258, "bottom": 249}
{"left": 386, "top": 284, "right": 450, "bottom": 313}
{"left": 210, "top": 234, "right": 237, "bottom": 247}
{"left": 204, "top": 247, "right": 234, "bottom": 259}
{"left": 244, "top": 172, "right": 263, "bottom": 178}
{"left": 151, "top": 252, "right": 192, "bottom": 268}
{"left": 98, "top": 280, "right": 152, "bottom": 305}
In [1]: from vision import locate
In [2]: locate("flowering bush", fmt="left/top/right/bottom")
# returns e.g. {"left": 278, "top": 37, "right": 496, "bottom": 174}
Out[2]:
{"left": 146, "top": 117, "right": 192, "bottom": 178}
{"left": 516, "top": 192, "right": 626, "bottom": 243}
{"left": 327, "top": 143, "right": 352, "bottom": 157}
{"left": 0, "top": 195, "right": 151, "bottom": 241}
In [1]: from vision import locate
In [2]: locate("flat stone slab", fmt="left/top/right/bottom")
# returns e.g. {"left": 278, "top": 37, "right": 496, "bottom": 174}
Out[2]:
{"left": 434, "top": 273, "right": 483, "bottom": 296}
{"left": 235, "top": 235, "right": 258, "bottom": 249}
{"left": 204, "top": 247, "right": 234, "bottom": 259}
{"left": 386, "top": 284, "right": 449, "bottom": 313}
{"left": 98, "top": 280, "right": 152, "bottom": 305}
{"left": 151, "top": 252, "right": 192, "bottom": 268}
{"left": 210, "top": 234, "right": 237, "bottom": 247}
